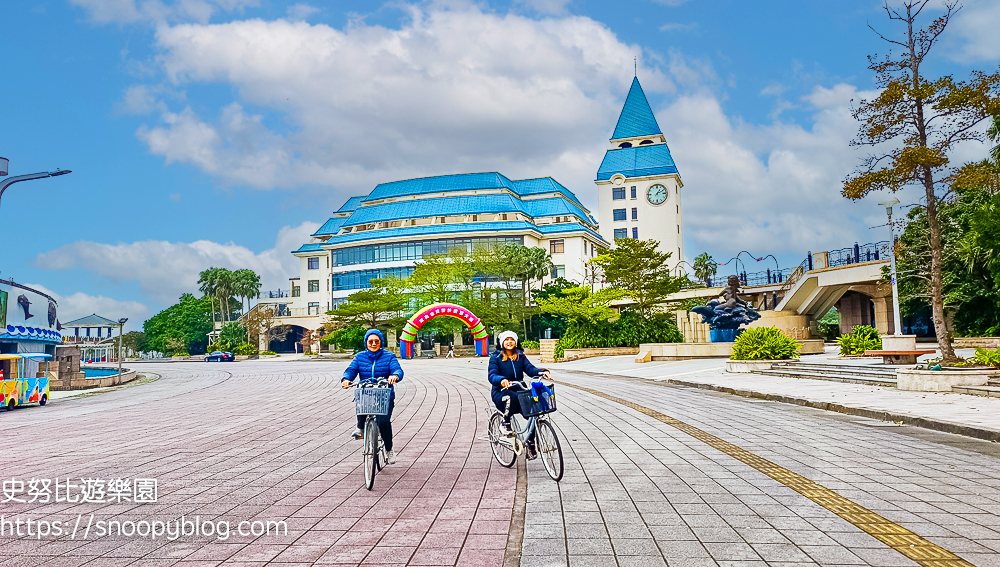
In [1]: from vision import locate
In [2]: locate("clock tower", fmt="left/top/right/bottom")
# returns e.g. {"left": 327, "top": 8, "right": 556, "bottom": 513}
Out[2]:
{"left": 596, "top": 77, "right": 684, "bottom": 272}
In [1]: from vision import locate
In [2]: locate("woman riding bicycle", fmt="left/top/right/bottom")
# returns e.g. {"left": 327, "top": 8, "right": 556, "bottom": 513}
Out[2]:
{"left": 487, "top": 330, "right": 549, "bottom": 460}
{"left": 342, "top": 329, "right": 403, "bottom": 464}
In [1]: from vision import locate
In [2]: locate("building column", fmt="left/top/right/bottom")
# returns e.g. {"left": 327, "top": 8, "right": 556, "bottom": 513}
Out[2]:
{"left": 872, "top": 295, "right": 895, "bottom": 335}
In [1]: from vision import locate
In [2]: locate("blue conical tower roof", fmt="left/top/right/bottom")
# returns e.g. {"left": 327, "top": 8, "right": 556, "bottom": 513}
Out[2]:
{"left": 611, "top": 77, "right": 662, "bottom": 140}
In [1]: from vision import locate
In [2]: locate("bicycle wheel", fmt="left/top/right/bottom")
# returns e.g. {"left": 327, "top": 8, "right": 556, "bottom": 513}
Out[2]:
{"left": 536, "top": 420, "right": 564, "bottom": 481}
{"left": 488, "top": 412, "right": 516, "bottom": 468}
{"left": 364, "top": 419, "right": 379, "bottom": 490}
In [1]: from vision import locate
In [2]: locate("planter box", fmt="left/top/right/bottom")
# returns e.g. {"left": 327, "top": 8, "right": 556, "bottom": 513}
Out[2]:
{"left": 726, "top": 360, "right": 787, "bottom": 373}
{"left": 897, "top": 368, "right": 1000, "bottom": 392}
{"left": 562, "top": 347, "right": 639, "bottom": 362}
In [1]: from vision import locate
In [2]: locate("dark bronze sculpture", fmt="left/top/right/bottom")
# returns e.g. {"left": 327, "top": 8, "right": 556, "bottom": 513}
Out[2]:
{"left": 692, "top": 275, "right": 761, "bottom": 341}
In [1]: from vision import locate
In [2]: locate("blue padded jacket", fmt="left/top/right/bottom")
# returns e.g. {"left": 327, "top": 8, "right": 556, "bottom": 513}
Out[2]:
{"left": 343, "top": 330, "right": 403, "bottom": 396}
{"left": 488, "top": 349, "right": 545, "bottom": 396}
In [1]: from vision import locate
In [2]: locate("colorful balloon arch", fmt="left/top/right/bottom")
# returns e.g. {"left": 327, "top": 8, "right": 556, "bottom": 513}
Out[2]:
{"left": 399, "top": 303, "right": 489, "bottom": 359}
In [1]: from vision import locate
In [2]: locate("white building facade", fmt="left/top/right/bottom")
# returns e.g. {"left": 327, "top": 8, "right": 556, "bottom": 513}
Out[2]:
{"left": 596, "top": 77, "right": 684, "bottom": 272}
{"left": 258, "top": 174, "right": 606, "bottom": 349}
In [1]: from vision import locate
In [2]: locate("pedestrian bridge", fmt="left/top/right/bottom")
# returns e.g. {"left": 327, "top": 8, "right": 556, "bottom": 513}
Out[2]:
{"left": 667, "top": 241, "right": 895, "bottom": 336}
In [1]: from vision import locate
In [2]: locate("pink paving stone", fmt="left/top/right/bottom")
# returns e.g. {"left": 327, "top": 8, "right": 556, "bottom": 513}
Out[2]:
{"left": 270, "top": 544, "right": 330, "bottom": 562}
{"left": 407, "top": 546, "right": 462, "bottom": 566}
{"left": 460, "top": 535, "right": 506, "bottom": 550}
{"left": 417, "top": 533, "right": 466, "bottom": 549}
{"left": 314, "top": 517, "right": 362, "bottom": 531}
{"left": 175, "top": 562, "right": 224, "bottom": 567}
{"left": 315, "top": 545, "right": 375, "bottom": 564}
{"left": 360, "top": 544, "right": 417, "bottom": 564}
{"left": 293, "top": 530, "right": 345, "bottom": 546}
{"left": 468, "top": 520, "right": 510, "bottom": 535}
{"left": 219, "top": 542, "right": 287, "bottom": 562}
{"left": 456, "top": 548, "right": 503, "bottom": 567}
{"left": 336, "top": 531, "right": 389, "bottom": 547}
{"left": 428, "top": 519, "right": 472, "bottom": 533}
{"left": 182, "top": 543, "right": 246, "bottom": 561}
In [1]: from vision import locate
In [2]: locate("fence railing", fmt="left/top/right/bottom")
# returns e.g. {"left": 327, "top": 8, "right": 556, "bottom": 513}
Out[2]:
{"left": 259, "top": 289, "right": 291, "bottom": 299}
{"left": 697, "top": 240, "right": 890, "bottom": 289}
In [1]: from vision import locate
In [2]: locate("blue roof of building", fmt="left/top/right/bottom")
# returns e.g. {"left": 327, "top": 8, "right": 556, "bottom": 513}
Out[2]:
{"left": 511, "top": 177, "right": 587, "bottom": 210}
{"left": 596, "top": 144, "right": 679, "bottom": 181}
{"left": 315, "top": 221, "right": 604, "bottom": 247}
{"left": 611, "top": 77, "right": 662, "bottom": 140}
{"left": 337, "top": 196, "right": 366, "bottom": 213}
{"left": 312, "top": 216, "right": 349, "bottom": 236}
{"left": 344, "top": 193, "right": 594, "bottom": 226}
{"left": 364, "top": 172, "right": 515, "bottom": 202}
{"left": 294, "top": 243, "right": 325, "bottom": 253}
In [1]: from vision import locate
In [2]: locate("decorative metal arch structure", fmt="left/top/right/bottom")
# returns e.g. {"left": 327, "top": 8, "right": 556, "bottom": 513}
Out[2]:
{"left": 399, "top": 303, "right": 489, "bottom": 359}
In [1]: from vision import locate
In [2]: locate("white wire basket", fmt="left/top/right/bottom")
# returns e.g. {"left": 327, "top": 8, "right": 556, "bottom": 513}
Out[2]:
{"left": 355, "top": 387, "right": 391, "bottom": 416}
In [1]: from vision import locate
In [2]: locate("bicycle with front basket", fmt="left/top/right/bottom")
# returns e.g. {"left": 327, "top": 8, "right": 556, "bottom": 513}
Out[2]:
{"left": 486, "top": 379, "right": 563, "bottom": 481}
{"left": 352, "top": 379, "right": 391, "bottom": 490}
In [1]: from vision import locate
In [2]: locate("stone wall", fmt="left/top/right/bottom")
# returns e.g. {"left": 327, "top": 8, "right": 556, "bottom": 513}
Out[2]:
{"left": 562, "top": 347, "right": 639, "bottom": 362}
{"left": 954, "top": 337, "right": 1000, "bottom": 349}
{"left": 50, "top": 369, "right": 139, "bottom": 391}
{"left": 540, "top": 339, "right": 557, "bottom": 363}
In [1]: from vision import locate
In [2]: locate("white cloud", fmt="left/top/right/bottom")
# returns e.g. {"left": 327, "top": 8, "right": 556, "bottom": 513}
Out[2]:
{"left": 129, "top": 6, "right": 669, "bottom": 199}
{"left": 285, "top": 3, "right": 319, "bottom": 21}
{"left": 514, "top": 0, "right": 573, "bottom": 15}
{"left": 24, "top": 284, "right": 150, "bottom": 334}
{"left": 949, "top": 0, "right": 1000, "bottom": 63}
{"left": 664, "top": 83, "right": 917, "bottom": 259}
{"left": 69, "top": 0, "right": 258, "bottom": 25}
{"left": 32, "top": 222, "right": 319, "bottom": 306}
{"left": 658, "top": 22, "right": 696, "bottom": 32}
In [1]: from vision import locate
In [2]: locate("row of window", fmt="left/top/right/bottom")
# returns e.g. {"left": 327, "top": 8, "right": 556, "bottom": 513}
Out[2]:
{"left": 332, "top": 267, "right": 416, "bottom": 291}
{"left": 613, "top": 228, "right": 639, "bottom": 240}
{"left": 332, "top": 236, "right": 522, "bottom": 267}
{"left": 613, "top": 186, "right": 641, "bottom": 200}
{"left": 612, "top": 208, "right": 640, "bottom": 221}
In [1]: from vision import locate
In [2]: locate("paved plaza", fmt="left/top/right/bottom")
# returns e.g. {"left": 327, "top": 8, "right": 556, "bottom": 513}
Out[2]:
{"left": 3, "top": 357, "right": 1000, "bottom": 567}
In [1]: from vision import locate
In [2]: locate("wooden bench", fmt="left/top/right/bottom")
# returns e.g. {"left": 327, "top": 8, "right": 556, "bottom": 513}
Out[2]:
{"left": 864, "top": 350, "right": 936, "bottom": 365}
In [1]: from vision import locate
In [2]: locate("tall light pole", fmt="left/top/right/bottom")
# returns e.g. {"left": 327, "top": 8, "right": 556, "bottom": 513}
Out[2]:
{"left": 878, "top": 198, "right": 902, "bottom": 335}
{"left": 118, "top": 318, "right": 128, "bottom": 377}
{"left": 0, "top": 157, "right": 72, "bottom": 214}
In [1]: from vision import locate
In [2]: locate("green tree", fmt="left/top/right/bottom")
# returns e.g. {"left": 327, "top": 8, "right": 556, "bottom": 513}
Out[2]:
{"left": 692, "top": 253, "right": 718, "bottom": 287}
{"left": 842, "top": 0, "right": 1000, "bottom": 361}
{"left": 894, "top": 167, "right": 1000, "bottom": 336}
{"left": 233, "top": 268, "right": 261, "bottom": 317}
{"left": 589, "top": 238, "right": 685, "bottom": 318}
{"left": 219, "top": 322, "right": 247, "bottom": 345}
{"left": 536, "top": 285, "right": 625, "bottom": 325}
{"left": 143, "top": 293, "right": 214, "bottom": 354}
{"left": 327, "top": 278, "right": 408, "bottom": 331}
{"left": 988, "top": 115, "right": 1000, "bottom": 164}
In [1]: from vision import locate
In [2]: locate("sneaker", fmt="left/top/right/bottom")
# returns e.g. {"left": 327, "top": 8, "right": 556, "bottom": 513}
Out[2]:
{"left": 386, "top": 450, "right": 396, "bottom": 464}
{"left": 352, "top": 428, "right": 363, "bottom": 439}
{"left": 525, "top": 443, "right": 538, "bottom": 460}
{"left": 501, "top": 419, "right": 513, "bottom": 435}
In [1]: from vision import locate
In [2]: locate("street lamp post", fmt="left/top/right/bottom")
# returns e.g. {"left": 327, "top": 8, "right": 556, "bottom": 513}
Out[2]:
{"left": 118, "top": 318, "right": 128, "bottom": 377}
{"left": 0, "top": 157, "right": 72, "bottom": 214}
{"left": 878, "top": 198, "right": 902, "bottom": 336}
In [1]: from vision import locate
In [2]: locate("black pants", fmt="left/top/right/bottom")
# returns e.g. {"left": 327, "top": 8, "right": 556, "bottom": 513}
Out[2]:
{"left": 357, "top": 397, "right": 395, "bottom": 451}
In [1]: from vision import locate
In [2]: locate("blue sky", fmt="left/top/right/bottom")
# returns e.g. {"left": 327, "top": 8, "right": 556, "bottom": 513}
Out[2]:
{"left": 2, "top": 0, "right": 998, "bottom": 330}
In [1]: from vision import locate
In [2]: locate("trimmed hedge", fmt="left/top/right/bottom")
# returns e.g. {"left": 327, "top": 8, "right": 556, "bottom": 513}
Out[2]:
{"left": 730, "top": 327, "right": 801, "bottom": 361}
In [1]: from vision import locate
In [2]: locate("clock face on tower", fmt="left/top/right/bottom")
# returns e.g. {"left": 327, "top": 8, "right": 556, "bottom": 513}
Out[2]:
{"left": 647, "top": 184, "right": 668, "bottom": 205}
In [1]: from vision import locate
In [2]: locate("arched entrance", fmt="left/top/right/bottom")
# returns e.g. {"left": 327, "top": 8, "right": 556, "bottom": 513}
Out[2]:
{"left": 399, "top": 303, "right": 489, "bottom": 359}
{"left": 269, "top": 325, "right": 307, "bottom": 353}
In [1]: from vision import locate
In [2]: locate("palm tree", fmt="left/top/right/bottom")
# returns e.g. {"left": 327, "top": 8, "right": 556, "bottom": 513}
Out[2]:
{"left": 988, "top": 115, "right": 1000, "bottom": 164}
{"left": 198, "top": 268, "right": 219, "bottom": 326}
{"left": 693, "top": 253, "right": 718, "bottom": 287}
{"left": 214, "top": 269, "right": 235, "bottom": 323}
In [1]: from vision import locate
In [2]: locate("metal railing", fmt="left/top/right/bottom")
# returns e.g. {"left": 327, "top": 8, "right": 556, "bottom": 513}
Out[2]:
{"left": 259, "top": 289, "right": 291, "bottom": 299}
{"left": 827, "top": 241, "right": 890, "bottom": 268}
{"left": 697, "top": 240, "right": 889, "bottom": 289}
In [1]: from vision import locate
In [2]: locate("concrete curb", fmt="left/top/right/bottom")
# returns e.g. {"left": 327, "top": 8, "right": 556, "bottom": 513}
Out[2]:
{"left": 503, "top": 456, "right": 528, "bottom": 567}
{"left": 572, "top": 369, "right": 1000, "bottom": 444}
